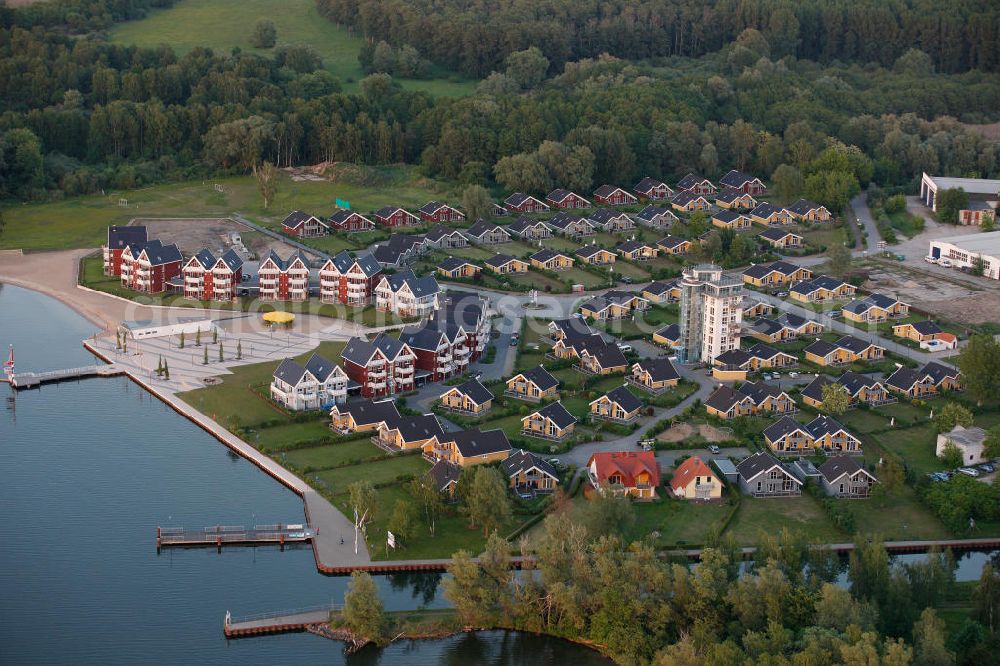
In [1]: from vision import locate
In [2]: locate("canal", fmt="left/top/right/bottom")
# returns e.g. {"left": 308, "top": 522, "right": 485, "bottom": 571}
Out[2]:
{"left": 0, "top": 283, "right": 611, "bottom": 665}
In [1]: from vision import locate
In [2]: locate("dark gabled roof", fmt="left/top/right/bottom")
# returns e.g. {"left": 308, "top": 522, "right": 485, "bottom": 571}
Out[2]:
{"left": 550, "top": 318, "right": 594, "bottom": 341}
{"left": 654, "top": 323, "right": 680, "bottom": 341}
{"left": 341, "top": 337, "right": 378, "bottom": 366}
{"left": 835, "top": 335, "right": 877, "bottom": 354}
{"left": 431, "top": 295, "right": 486, "bottom": 331}
{"left": 427, "top": 460, "right": 460, "bottom": 492}
{"left": 502, "top": 449, "right": 558, "bottom": 480}
{"left": 736, "top": 451, "right": 799, "bottom": 483}
{"left": 386, "top": 414, "right": 445, "bottom": 442}
{"left": 635, "top": 357, "right": 680, "bottom": 382}
{"left": 818, "top": 456, "right": 874, "bottom": 484}
{"left": 303, "top": 353, "right": 342, "bottom": 383}
{"left": 580, "top": 297, "right": 612, "bottom": 314}
{"left": 801, "top": 374, "right": 834, "bottom": 402}
{"left": 372, "top": 332, "right": 411, "bottom": 361}
{"left": 645, "top": 280, "right": 678, "bottom": 296}
{"left": 260, "top": 248, "right": 309, "bottom": 272}
{"left": 589, "top": 208, "right": 627, "bottom": 225}
{"left": 382, "top": 269, "right": 440, "bottom": 298}
{"left": 705, "top": 385, "right": 751, "bottom": 413}
{"left": 282, "top": 210, "right": 319, "bottom": 229}
{"left": 335, "top": 398, "right": 401, "bottom": 427}
{"left": 752, "top": 318, "right": 785, "bottom": 336}
{"left": 329, "top": 209, "right": 371, "bottom": 225}
{"left": 805, "top": 414, "right": 852, "bottom": 439}
{"left": 676, "top": 173, "right": 712, "bottom": 190}
{"left": 273, "top": 357, "right": 308, "bottom": 386}
{"left": 451, "top": 377, "right": 494, "bottom": 406}
{"left": 219, "top": 248, "right": 244, "bottom": 272}
{"left": 419, "top": 200, "right": 459, "bottom": 216}
{"left": 532, "top": 401, "right": 577, "bottom": 429}
{"left": 746, "top": 343, "right": 787, "bottom": 361}
{"left": 516, "top": 365, "right": 559, "bottom": 392}
{"left": 190, "top": 248, "right": 216, "bottom": 269}
{"left": 399, "top": 323, "right": 448, "bottom": 352}
{"left": 634, "top": 177, "right": 669, "bottom": 194}
{"left": 437, "top": 256, "right": 477, "bottom": 272}
{"left": 466, "top": 219, "right": 508, "bottom": 239}
{"left": 374, "top": 205, "right": 416, "bottom": 219}
{"left": 328, "top": 250, "right": 380, "bottom": 277}
{"left": 759, "top": 226, "right": 802, "bottom": 241}
{"left": 508, "top": 216, "right": 551, "bottom": 234}
{"left": 107, "top": 225, "right": 147, "bottom": 249}
{"left": 714, "top": 349, "right": 752, "bottom": 367}
{"left": 908, "top": 320, "right": 943, "bottom": 336}
{"left": 762, "top": 416, "right": 810, "bottom": 443}
{"left": 635, "top": 205, "right": 676, "bottom": 222}
{"left": 742, "top": 260, "right": 804, "bottom": 279}
{"left": 444, "top": 428, "right": 512, "bottom": 458}
{"left": 547, "top": 212, "right": 589, "bottom": 230}
{"left": 139, "top": 240, "right": 183, "bottom": 266}
{"left": 790, "top": 274, "right": 850, "bottom": 295}
{"left": 776, "top": 312, "right": 810, "bottom": 329}
{"left": 868, "top": 292, "right": 902, "bottom": 309}
{"left": 885, "top": 367, "right": 930, "bottom": 391}
{"left": 484, "top": 253, "right": 522, "bottom": 268}
{"left": 594, "top": 184, "right": 628, "bottom": 198}
{"left": 548, "top": 188, "right": 587, "bottom": 203}
{"left": 712, "top": 209, "right": 746, "bottom": 224}
{"left": 424, "top": 224, "right": 467, "bottom": 243}
{"left": 531, "top": 248, "right": 569, "bottom": 263}
{"left": 715, "top": 187, "right": 752, "bottom": 204}
{"left": 575, "top": 244, "right": 609, "bottom": 259}
{"left": 787, "top": 198, "right": 827, "bottom": 216}
{"left": 921, "top": 361, "right": 959, "bottom": 385}
{"left": 581, "top": 339, "right": 628, "bottom": 369}
{"left": 719, "top": 169, "right": 761, "bottom": 188}
{"left": 837, "top": 371, "right": 882, "bottom": 396}
{"left": 657, "top": 234, "right": 689, "bottom": 250}
{"left": 750, "top": 202, "right": 784, "bottom": 218}
{"left": 804, "top": 339, "right": 838, "bottom": 358}
{"left": 616, "top": 240, "right": 651, "bottom": 253}
{"left": 505, "top": 192, "right": 542, "bottom": 207}
{"left": 671, "top": 191, "right": 707, "bottom": 206}
{"left": 737, "top": 380, "right": 785, "bottom": 405}
{"left": 603, "top": 385, "right": 643, "bottom": 413}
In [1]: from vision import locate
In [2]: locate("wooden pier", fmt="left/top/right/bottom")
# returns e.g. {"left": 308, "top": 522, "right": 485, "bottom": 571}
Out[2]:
{"left": 223, "top": 604, "right": 341, "bottom": 637}
{"left": 156, "top": 524, "right": 316, "bottom": 550}
{"left": 7, "top": 364, "right": 122, "bottom": 389}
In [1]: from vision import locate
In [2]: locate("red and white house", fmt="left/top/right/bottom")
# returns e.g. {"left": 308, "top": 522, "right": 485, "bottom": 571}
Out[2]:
{"left": 719, "top": 169, "right": 767, "bottom": 196}
{"left": 103, "top": 225, "right": 147, "bottom": 276}
{"left": 318, "top": 250, "right": 382, "bottom": 306}
{"left": 258, "top": 250, "right": 310, "bottom": 301}
{"left": 341, "top": 333, "right": 416, "bottom": 398}
{"left": 593, "top": 185, "right": 638, "bottom": 206}
{"left": 395, "top": 296, "right": 492, "bottom": 379}
{"left": 281, "top": 210, "right": 328, "bottom": 238}
{"left": 328, "top": 209, "right": 374, "bottom": 232}
{"left": 546, "top": 189, "right": 591, "bottom": 209}
{"left": 504, "top": 192, "right": 550, "bottom": 214}
{"left": 418, "top": 201, "right": 465, "bottom": 223}
{"left": 182, "top": 248, "right": 244, "bottom": 301}
{"left": 675, "top": 174, "right": 717, "bottom": 196}
{"left": 633, "top": 177, "right": 674, "bottom": 201}
{"left": 374, "top": 206, "right": 420, "bottom": 228}
{"left": 374, "top": 270, "right": 441, "bottom": 317}
{"left": 119, "top": 240, "right": 183, "bottom": 293}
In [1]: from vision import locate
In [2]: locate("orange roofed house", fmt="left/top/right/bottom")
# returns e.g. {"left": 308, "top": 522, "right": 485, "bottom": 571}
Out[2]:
{"left": 587, "top": 451, "right": 661, "bottom": 500}
{"left": 670, "top": 456, "right": 723, "bottom": 500}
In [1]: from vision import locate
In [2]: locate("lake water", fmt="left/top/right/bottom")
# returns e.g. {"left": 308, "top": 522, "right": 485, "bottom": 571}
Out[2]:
{"left": 0, "top": 283, "right": 610, "bottom": 665}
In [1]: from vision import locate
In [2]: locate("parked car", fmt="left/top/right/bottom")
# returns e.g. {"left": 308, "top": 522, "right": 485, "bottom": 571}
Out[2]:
{"left": 617, "top": 343, "right": 633, "bottom": 353}
{"left": 939, "top": 259, "right": 953, "bottom": 268}
{"left": 927, "top": 472, "right": 949, "bottom": 482}
{"left": 828, "top": 310, "right": 842, "bottom": 318}
{"left": 707, "top": 445, "right": 721, "bottom": 454}
{"left": 776, "top": 291, "right": 789, "bottom": 297}
{"left": 978, "top": 463, "right": 996, "bottom": 474}
{"left": 924, "top": 256, "right": 938, "bottom": 264}
{"left": 572, "top": 312, "right": 585, "bottom": 319}
{"left": 958, "top": 467, "right": 980, "bottom": 477}
{"left": 548, "top": 458, "right": 561, "bottom": 466}
{"left": 638, "top": 438, "right": 657, "bottom": 448}
{"left": 621, "top": 276, "right": 633, "bottom": 284}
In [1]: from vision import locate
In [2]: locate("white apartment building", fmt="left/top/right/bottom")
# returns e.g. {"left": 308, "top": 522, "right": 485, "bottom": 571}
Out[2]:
{"left": 270, "top": 353, "right": 348, "bottom": 411}
{"left": 678, "top": 264, "right": 744, "bottom": 363}
{"left": 374, "top": 270, "right": 441, "bottom": 317}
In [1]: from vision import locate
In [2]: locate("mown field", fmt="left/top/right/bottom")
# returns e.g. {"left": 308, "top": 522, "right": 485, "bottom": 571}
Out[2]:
{"left": 108, "top": 0, "right": 477, "bottom": 96}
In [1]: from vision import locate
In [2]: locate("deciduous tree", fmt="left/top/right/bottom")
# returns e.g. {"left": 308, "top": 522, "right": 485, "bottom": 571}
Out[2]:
{"left": 253, "top": 160, "right": 278, "bottom": 209}
{"left": 821, "top": 383, "right": 850, "bottom": 415}
{"left": 461, "top": 184, "right": 492, "bottom": 222}
{"left": 936, "top": 188, "right": 969, "bottom": 225}
{"left": 250, "top": 19, "right": 276, "bottom": 49}
{"left": 933, "top": 402, "right": 973, "bottom": 433}
{"left": 387, "top": 498, "right": 416, "bottom": 543}
{"left": 957, "top": 335, "right": 1000, "bottom": 404}
{"left": 342, "top": 571, "right": 384, "bottom": 640}
{"left": 459, "top": 465, "right": 511, "bottom": 536}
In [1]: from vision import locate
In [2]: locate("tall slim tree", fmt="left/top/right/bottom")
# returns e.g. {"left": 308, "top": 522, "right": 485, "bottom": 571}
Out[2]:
{"left": 956, "top": 335, "right": 1000, "bottom": 405}
{"left": 202, "top": 345, "right": 208, "bottom": 365}
{"left": 342, "top": 571, "right": 383, "bottom": 640}
{"left": 253, "top": 161, "right": 279, "bottom": 209}
{"left": 461, "top": 184, "right": 492, "bottom": 223}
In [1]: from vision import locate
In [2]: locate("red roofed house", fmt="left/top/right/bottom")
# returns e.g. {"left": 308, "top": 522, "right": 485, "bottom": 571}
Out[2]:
{"left": 504, "top": 192, "right": 550, "bottom": 214}
{"left": 281, "top": 210, "right": 329, "bottom": 238}
{"left": 587, "top": 451, "right": 661, "bottom": 500}
{"left": 669, "top": 456, "right": 723, "bottom": 500}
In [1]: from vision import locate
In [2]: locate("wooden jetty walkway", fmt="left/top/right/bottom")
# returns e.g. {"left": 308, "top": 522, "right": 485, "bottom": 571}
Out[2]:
{"left": 157, "top": 524, "right": 315, "bottom": 550}
{"left": 223, "top": 604, "right": 342, "bottom": 637}
{"left": 6, "top": 363, "right": 122, "bottom": 389}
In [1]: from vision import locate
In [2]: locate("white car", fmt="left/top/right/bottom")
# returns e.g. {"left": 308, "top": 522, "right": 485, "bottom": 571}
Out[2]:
{"left": 938, "top": 259, "right": 953, "bottom": 268}
{"left": 617, "top": 343, "right": 633, "bottom": 353}
{"left": 958, "top": 467, "right": 980, "bottom": 478}
{"left": 924, "top": 256, "right": 938, "bottom": 264}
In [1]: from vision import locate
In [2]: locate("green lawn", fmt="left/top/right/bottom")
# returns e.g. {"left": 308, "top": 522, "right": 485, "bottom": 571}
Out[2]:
{"left": 178, "top": 340, "right": 346, "bottom": 430}
{"left": 837, "top": 409, "right": 891, "bottom": 434}
{"left": 336, "top": 484, "right": 519, "bottom": 561}
{"left": 868, "top": 424, "right": 942, "bottom": 476}
{"left": 798, "top": 224, "right": 848, "bottom": 250}
{"left": 108, "top": 0, "right": 476, "bottom": 96}
{"left": 2, "top": 165, "right": 452, "bottom": 251}
{"left": 723, "top": 495, "right": 846, "bottom": 545}
{"left": 851, "top": 488, "right": 952, "bottom": 541}
{"left": 277, "top": 440, "right": 379, "bottom": 469}
{"left": 561, "top": 267, "right": 609, "bottom": 289}
{"left": 311, "top": 455, "right": 429, "bottom": 496}
{"left": 254, "top": 421, "right": 335, "bottom": 451}
{"left": 629, "top": 499, "right": 734, "bottom": 548}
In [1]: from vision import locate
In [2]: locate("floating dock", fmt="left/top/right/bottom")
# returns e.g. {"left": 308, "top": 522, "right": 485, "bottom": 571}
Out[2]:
{"left": 156, "top": 524, "right": 315, "bottom": 550}
{"left": 223, "top": 605, "right": 341, "bottom": 637}
{"left": 7, "top": 364, "right": 123, "bottom": 389}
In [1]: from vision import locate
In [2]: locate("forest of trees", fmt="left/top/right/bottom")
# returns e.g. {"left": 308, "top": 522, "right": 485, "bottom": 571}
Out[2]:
{"left": 316, "top": 0, "right": 1000, "bottom": 78}
{"left": 0, "top": 0, "right": 999, "bottom": 206}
